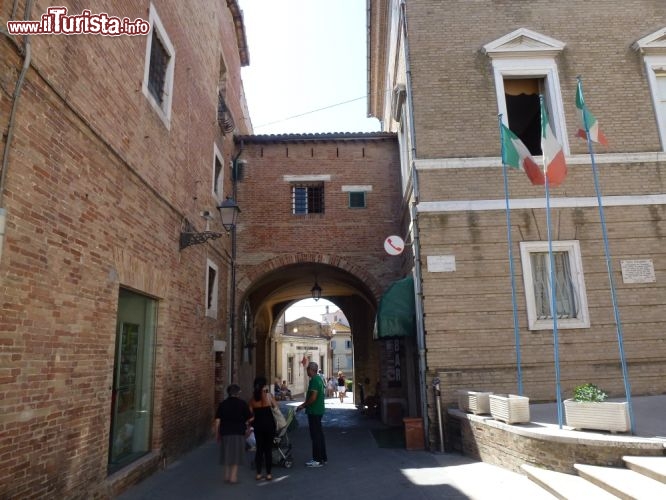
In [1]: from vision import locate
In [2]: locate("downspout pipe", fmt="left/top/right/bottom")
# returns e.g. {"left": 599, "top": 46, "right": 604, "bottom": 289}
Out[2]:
{"left": 400, "top": 0, "right": 430, "bottom": 449}
{"left": 227, "top": 142, "right": 244, "bottom": 383}
{"left": 1, "top": 0, "right": 35, "bottom": 262}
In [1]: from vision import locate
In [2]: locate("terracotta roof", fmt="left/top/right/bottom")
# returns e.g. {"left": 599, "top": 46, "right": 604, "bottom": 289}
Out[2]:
{"left": 235, "top": 131, "right": 396, "bottom": 143}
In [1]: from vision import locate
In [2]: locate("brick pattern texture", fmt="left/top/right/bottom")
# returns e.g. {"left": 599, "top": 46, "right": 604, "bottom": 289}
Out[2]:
{"left": 367, "top": 0, "right": 666, "bottom": 447}
{"left": 0, "top": 1, "right": 248, "bottom": 497}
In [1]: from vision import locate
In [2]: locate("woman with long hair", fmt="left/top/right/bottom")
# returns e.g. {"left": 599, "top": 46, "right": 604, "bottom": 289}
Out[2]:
{"left": 248, "top": 375, "right": 278, "bottom": 480}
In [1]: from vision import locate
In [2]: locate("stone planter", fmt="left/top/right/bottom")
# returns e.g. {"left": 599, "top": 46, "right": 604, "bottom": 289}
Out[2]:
{"left": 457, "top": 390, "right": 492, "bottom": 415}
{"left": 563, "top": 399, "right": 630, "bottom": 433}
{"left": 489, "top": 394, "right": 530, "bottom": 424}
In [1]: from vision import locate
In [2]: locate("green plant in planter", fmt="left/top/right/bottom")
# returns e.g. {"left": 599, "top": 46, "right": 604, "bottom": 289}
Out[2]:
{"left": 573, "top": 383, "right": 608, "bottom": 402}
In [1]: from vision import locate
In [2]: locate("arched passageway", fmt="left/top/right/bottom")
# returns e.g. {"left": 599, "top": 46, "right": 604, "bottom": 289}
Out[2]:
{"left": 236, "top": 261, "right": 381, "bottom": 406}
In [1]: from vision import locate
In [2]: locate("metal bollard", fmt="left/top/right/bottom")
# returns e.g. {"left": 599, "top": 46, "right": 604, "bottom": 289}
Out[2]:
{"left": 432, "top": 377, "right": 444, "bottom": 453}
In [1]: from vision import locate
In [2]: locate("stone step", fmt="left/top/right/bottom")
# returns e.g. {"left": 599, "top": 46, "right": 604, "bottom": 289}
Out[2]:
{"left": 575, "top": 463, "right": 666, "bottom": 500}
{"left": 521, "top": 464, "right": 619, "bottom": 499}
{"left": 623, "top": 456, "right": 666, "bottom": 484}
{"left": 521, "top": 464, "right": 618, "bottom": 500}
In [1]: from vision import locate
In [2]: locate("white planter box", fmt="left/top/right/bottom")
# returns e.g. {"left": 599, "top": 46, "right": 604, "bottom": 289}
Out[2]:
{"left": 489, "top": 394, "right": 530, "bottom": 424}
{"left": 457, "top": 390, "right": 492, "bottom": 415}
{"left": 563, "top": 399, "right": 630, "bottom": 433}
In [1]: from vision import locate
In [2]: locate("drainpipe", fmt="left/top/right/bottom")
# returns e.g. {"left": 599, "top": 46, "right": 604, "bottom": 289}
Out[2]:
{"left": 400, "top": 0, "right": 430, "bottom": 448}
{"left": 0, "top": 0, "right": 34, "bottom": 263}
{"left": 227, "top": 142, "right": 243, "bottom": 383}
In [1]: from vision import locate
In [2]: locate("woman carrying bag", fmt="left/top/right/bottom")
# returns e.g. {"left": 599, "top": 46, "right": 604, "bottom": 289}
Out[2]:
{"left": 248, "top": 375, "right": 277, "bottom": 481}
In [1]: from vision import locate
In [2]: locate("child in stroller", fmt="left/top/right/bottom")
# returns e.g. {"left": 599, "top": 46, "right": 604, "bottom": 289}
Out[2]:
{"left": 271, "top": 407, "right": 297, "bottom": 468}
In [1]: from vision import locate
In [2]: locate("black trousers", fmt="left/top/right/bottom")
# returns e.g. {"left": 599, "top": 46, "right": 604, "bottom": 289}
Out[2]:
{"left": 254, "top": 429, "right": 273, "bottom": 474}
{"left": 307, "top": 414, "right": 327, "bottom": 463}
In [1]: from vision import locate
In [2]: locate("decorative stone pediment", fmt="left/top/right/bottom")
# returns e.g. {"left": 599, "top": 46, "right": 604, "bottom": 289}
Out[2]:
{"left": 483, "top": 28, "right": 565, "bottom": 59}
{"left": 633, "top": 27, "right": 666, "bottom": 55}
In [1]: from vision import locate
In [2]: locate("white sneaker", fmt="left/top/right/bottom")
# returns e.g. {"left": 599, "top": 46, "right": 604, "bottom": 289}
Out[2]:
{"left": 305, "top": 459, "right": 323, "bottom": 468}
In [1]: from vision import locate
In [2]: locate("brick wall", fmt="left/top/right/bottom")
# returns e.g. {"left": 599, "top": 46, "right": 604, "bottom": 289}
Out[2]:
{"left": 231, "top": 134, "right": 406, "bottom": 395}
{"left": 447, "top": 410, "right": 666, "bottom": 474}
{"left": 404, "top": 0, "right": 666, "bottom": 158}
{"left": 420, "top": 199, "right": 666, "bottom": 406}
{"left": 371, "top": 0, "right": 666, "bottom": 414}
{"left": 0, "top": 1, "right": 248, "bottom": 497}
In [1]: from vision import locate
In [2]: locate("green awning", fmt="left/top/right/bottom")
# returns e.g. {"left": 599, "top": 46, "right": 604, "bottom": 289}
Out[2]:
{"left": 374, "top": 275, "right": 416, "bottom": 339}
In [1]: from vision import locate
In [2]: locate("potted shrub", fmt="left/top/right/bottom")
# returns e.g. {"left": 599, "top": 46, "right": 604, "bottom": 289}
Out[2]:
{"left": 489, "top": 394, "right": 530, "bottom": 424}
{"left": 564, "top": 383, "right": 630, "bottom": 433}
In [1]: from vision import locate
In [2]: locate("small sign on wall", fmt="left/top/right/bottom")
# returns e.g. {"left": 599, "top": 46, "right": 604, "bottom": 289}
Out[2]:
{"left": 620, "top": 259, "right": 656, "bottom": 283}
{"left": 427, "top": 255, "right": 456, "bottom": 273}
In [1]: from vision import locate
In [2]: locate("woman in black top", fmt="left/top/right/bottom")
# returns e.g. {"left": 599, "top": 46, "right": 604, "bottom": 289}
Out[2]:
{"left": 248, "top": 375, "right": 278, "bottom": 480}
{"left": 215, "top": 384, "right": 251, "bottom": 484}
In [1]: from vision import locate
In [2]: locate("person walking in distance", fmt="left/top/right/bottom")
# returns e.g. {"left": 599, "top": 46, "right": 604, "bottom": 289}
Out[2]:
{"left": 248, "top": 376, "right": 277, "bottom": 481}
{"left": 296, "top": 361, "right": 327, "bottom": 467}
{"left": 337, "top": 371, "right": 346, "bottom": 403}
{"left": 214, "top": 384, "right": 251, "bottom": 485}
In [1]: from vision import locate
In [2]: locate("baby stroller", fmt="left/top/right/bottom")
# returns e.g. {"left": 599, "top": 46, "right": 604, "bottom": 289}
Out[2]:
{"left": 272, "top": 407, "right": 297, "bottom": 468}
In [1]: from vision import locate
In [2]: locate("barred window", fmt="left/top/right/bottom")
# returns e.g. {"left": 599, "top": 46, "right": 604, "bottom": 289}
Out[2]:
{"left": 520, "top": 241, "right": 589, "bottom": 330}
{"left": 292, "top": 184, "right": 324, "bottom": 214}
{"left": 142, "top": 5, "right": 175, "bottom": 126}
{"left": 148, "top": 31, "right": 169, "bottom": 104}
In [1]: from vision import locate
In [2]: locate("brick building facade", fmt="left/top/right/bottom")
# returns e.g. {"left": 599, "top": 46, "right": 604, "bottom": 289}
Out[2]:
{"left": 230, "top": 134, "right": 412, "bottom": 414}
{"left": 1, "top": 1, "right": 250, "bottom": 497}
{"left": 369, "top": 0, "right": 666, "bottom": 448}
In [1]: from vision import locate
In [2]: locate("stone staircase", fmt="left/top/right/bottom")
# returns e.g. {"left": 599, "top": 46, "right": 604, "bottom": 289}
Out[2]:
{"left": 522, "top": 456, "right": 666, "bottom": 499}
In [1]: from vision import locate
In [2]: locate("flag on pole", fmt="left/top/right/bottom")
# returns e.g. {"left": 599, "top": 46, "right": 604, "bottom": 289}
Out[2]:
{"left": 575, "top": 80, "right": 608, "bottom": 145}
{"left": 540, "top": 101, "right": 567, "bottom": 186}
{"left": 500, "top": 123, "right": 545, "bottom": 185}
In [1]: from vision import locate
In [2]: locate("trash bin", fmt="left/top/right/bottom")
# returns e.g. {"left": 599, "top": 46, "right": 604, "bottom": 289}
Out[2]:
{"left": 403, "top": 417, "right": 424, "bottom": 450}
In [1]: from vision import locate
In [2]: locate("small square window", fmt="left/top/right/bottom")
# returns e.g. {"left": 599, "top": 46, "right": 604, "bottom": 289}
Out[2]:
{"left": 520, "top": 241, "right": 590, "bottom": 330}
{"left": 292, "top": 184, "right": 324, "bottom": 214}
{"left": 348, "top": 191, "right": 366, "bottom": 208}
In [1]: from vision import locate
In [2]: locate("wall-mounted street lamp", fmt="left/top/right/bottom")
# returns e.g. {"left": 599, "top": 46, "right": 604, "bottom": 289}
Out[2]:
{"left": 179, "top": 197, "right": 240, "bottom": 250}
{"left": 180, "top": 196, "right": 240, "bottom": 250}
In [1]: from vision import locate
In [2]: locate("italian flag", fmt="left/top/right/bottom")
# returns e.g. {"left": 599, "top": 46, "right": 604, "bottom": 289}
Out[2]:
{"left": 540, "top": 101, "right": 567, "bottom": 187}
{"left": 576, "top": 80, "right": 608, "bottom": 145}
{"left": 501, "top": 123, "right": 545, "bottom": 185}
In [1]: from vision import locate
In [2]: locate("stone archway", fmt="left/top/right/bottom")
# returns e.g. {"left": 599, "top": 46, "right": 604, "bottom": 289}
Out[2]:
{"left": 233, "top": 257, "right": 385, "bottom": 402}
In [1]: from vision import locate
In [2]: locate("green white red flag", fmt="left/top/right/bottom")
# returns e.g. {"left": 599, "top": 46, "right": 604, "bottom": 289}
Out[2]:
{"left": 540, "top": 101, "right": 567, "bottom": 186}
{"left": 576, "top": 80, "right": 608, "bottom": 145}
{"left": 500, "top": 123, "right": 545, "bottom": 185}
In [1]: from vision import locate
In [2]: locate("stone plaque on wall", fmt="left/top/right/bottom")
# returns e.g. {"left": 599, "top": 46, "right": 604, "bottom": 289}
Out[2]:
{"left": 620, "top": 259, "right": 656, "bottom": 283}
{"left": 427, "top": 255, "right": 456, "bottom": 273}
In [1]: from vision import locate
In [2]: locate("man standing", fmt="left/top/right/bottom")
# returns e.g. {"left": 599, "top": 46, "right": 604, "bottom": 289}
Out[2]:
{"left": 296, "top": 361, "right": 327, "bottom": 467}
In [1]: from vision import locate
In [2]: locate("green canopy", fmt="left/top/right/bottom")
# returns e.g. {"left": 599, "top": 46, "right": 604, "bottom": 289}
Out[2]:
{"left": 374, "top": 275, "right": 416, "bottom": 339}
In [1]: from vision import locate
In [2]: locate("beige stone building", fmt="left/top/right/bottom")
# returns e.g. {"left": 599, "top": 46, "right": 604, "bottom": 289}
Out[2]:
{"left": 369, "top": 0, "right": 666, "bottom": 447}
{"left": 272, "top": 316, "right": 331, "bottom": 396}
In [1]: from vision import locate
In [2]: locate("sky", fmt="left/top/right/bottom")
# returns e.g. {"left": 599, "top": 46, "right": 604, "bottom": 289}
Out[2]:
{"left": 238, "top": 1, "right": 376, "bottom": 322}
{"left": 238, "top": 0, "right": 381, "bottom": 134}
{"left": 284, "top": 298, "right": 337, "bottom": 322}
